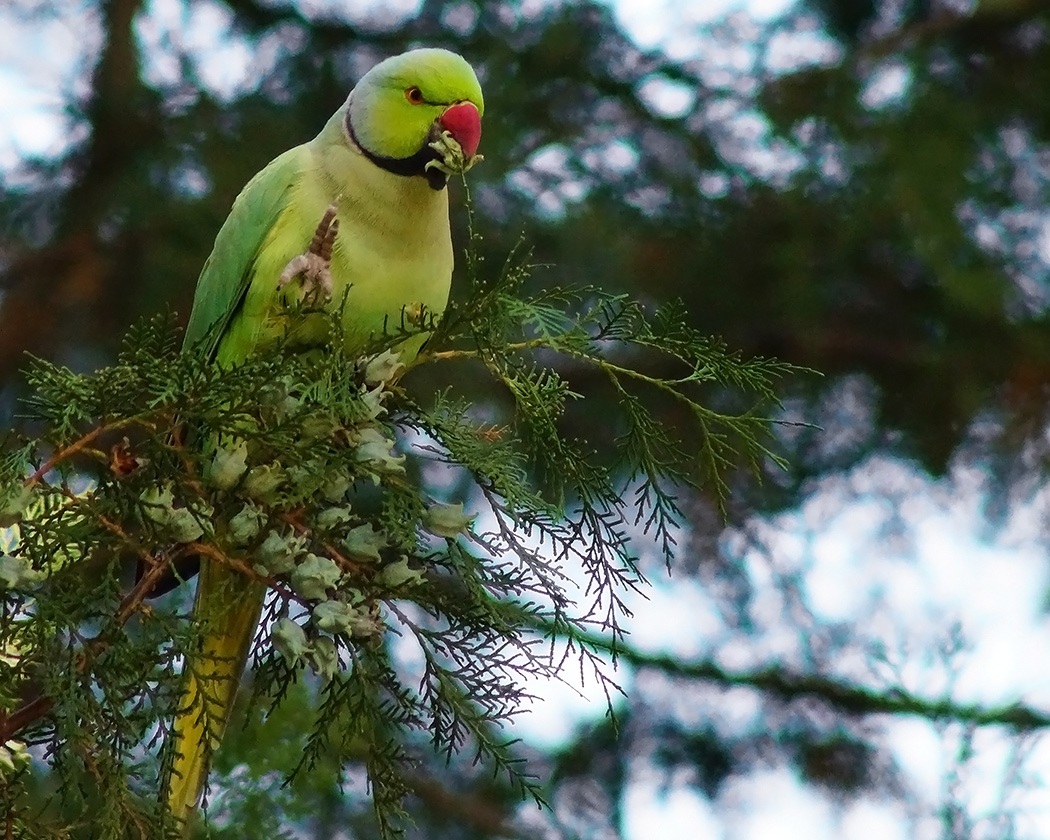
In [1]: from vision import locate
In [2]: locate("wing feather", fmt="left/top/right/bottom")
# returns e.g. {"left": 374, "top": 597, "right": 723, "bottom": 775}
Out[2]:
{"left": 183, "top": 146, "right": 306, "bottom": 360}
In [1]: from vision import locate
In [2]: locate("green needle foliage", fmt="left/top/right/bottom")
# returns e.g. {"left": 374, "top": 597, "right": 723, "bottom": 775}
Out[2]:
{"left": 0, "top": 213, "right": 803, "bottom": 838}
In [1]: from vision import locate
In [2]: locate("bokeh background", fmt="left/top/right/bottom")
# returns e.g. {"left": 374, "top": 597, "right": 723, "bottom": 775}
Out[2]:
{"left": 4, "top": 0, "right": 1050, "bottom": 837}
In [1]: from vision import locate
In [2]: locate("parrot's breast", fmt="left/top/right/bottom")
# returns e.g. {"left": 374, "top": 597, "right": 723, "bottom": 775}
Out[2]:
{"left": 230, "top": 143, "right": 454, "bottom": 359}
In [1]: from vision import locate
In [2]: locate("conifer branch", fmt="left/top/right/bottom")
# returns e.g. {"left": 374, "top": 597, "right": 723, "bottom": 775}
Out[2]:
{"left": 0, "top": 236, "right": 802, "bottom": 835}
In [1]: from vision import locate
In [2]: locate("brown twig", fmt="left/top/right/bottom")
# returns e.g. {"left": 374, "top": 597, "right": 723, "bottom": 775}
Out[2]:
{"left": 22, "top": 415, "right": 155, "bottom": 488}
{"left": 279, "top": 511, "right": 370, "bottom": 579}
{"left": 0, "top": 696, "right": 55, "bottom": 747}
{"left": 115, "top": 550, "right": 178, "bottom": 626}
{"left": 186, "top": 540, "right": 304, "bottom": 606}
{"left": 23, "top": 426, "right": 108, "bottom": 487}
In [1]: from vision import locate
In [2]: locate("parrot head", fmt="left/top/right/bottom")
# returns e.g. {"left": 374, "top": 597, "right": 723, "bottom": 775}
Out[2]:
{"left": 344, "top": 48, "right": 484, "bottom": 189}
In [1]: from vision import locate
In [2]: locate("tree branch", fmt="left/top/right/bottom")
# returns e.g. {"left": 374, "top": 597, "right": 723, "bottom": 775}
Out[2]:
{"left": 542, "top": 621, "right": 1050, "bottom": 732}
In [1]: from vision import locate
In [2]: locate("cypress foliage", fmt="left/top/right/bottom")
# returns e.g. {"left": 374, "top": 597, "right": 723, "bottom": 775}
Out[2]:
{"left": 0, "top": 217, "right": 801, "bottom": 837}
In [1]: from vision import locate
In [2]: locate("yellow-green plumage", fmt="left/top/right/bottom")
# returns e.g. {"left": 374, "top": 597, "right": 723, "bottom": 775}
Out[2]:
{"left": 163, "top": 48, "right": 483, "bottom": 832}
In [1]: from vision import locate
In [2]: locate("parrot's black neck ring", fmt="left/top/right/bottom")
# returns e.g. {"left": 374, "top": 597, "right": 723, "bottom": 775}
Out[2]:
{"left": 346, "top": 113, "right": 448, "bottom": 191}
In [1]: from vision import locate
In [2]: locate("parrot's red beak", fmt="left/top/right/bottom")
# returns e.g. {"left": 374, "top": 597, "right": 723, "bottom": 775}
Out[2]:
{"left": 439, "top": 101, "right": 482, "bottom": 159}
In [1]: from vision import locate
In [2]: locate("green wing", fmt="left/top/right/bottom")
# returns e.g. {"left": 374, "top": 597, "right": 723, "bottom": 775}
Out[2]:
{"left": 183, "top": 146, "right": 306, "bottom": 360}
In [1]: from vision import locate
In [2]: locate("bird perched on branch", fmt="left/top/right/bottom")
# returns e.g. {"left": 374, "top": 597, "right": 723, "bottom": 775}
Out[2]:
{"left": 161, "top": 47, "right": 483, "bottom": 831}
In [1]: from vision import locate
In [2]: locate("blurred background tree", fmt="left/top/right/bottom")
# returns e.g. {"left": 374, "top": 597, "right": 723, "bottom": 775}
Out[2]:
{"left": 4, "top": 0, "right": 1050, "bottom": 837}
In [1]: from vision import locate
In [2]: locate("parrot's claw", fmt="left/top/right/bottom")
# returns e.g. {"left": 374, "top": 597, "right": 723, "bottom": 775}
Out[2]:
{"left": 426, "top": 130, "right": 483, "bottom": 178}
{"left": 278, "top": 253, "right": 334, "bottom": 304}
{"left": 278, "top": 205, "right": 339, "bottom": 304}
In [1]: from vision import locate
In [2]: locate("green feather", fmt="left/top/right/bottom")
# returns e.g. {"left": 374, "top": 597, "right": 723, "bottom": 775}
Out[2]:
{"left": 183, "top": 147, "right": 304, "bottom": 361}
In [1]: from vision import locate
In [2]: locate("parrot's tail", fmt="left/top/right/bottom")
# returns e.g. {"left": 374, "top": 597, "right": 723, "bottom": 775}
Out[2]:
{"left": 161, "top": 559, "right": 266, "bottom": 835}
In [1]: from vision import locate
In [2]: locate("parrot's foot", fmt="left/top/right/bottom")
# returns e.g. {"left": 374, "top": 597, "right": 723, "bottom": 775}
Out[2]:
{"left": 278, "top": 204, "right": 339, "bottom": 304}
{"left": 426, "top": 130, "right": 483, "bottom": 180}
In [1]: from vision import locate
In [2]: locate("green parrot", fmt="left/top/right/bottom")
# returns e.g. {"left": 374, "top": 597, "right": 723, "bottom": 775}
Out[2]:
{"left": 162, "top": 47, "right": 483, "bottom": 829}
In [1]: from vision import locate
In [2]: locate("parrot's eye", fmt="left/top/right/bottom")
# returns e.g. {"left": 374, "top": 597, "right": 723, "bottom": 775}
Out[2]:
{"left": 405, "top": 87, "right": 425, "bottom": 105}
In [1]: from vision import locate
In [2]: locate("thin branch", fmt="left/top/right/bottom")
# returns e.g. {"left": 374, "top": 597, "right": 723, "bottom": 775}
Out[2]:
{"left": 278, "top": 511, "right": 370, "bottom": 579}
{"left": 24, "top": 424, "right": 110, "bottom": 486}
{"left": 406, "top": 339, "right": 547, "bottom": 372}
{"left": 187, "top": 540, "right": 303, "bottom": 606}
{"left": 537, "top": 620, "right": 1050, "bottom": 733}
{"left": 0, "top": 696, "right": 54, "bottom": 747}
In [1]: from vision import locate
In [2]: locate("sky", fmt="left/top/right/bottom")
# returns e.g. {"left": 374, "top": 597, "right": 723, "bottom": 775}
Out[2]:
{"left": 5, "top": 1, "right": 1050, "bottom": 838}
